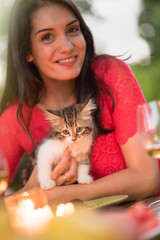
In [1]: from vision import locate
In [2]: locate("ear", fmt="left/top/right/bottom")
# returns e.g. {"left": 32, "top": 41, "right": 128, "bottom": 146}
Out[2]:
{"left": 26, "top": 52, "right": 34, "bottom": 63}
{"left": 37, "top": 104, "right": 61, "bottom": 123}
{"left": 80, "top": 99, "right": 97, "bottom": 117}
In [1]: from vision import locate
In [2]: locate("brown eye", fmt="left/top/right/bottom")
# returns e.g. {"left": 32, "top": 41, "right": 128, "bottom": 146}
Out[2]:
{"left": 76, "top": 127, "right": 83, "bottom": 132}
{"left": 62, "top": 129, "right": 69, "bottom": 135}
{"left": 41, "top": 33, "right": 54, "bottom": 42}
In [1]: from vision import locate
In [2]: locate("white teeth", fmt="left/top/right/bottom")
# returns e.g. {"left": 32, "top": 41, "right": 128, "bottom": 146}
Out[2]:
{"left": 59, "top": 57, "right": 75, "bottom": 63}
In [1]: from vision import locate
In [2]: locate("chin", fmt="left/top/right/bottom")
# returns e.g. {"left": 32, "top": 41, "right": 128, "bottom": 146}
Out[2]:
{"left": 64, "top": 67, "right": 82, "bottom": 79}
{"left": 64, "top": 72, "right": 81, "bottom": 80}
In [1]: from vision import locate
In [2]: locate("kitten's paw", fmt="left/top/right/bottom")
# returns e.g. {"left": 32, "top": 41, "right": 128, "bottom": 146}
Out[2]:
{"left": 78, "top": 175, "right": 93, "bottom": 184}
{"left": 40, "top": 179, "right": 56, "bottom": 190}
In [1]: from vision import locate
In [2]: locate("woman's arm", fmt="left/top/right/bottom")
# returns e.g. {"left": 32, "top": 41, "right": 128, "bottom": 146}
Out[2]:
{"left": 0, "top": 105, "right": 25, "bottom": 184}
{"left": 45, "top": 133, "right": 159, "bottom": 204}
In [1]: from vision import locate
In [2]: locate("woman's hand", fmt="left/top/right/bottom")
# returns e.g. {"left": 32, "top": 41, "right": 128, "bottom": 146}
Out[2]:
{"left": 51, "top": 147, "right": 77, "bottom": 186}
{"left": 22, "top": 147, "right": 77, "bottom": 192}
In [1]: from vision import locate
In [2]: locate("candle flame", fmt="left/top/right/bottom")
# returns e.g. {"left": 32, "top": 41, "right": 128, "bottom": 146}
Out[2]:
{"left": 56, "top": 204, "right": 65, "bottom": 217}
{"left": 21, "top": 199, "right": 34, "bottom": 209}
{"left": 11, "top": 199, "right": 54, "bottom": 235}
{"left": 21, "top": 191, "right": 30, "bottom": 197}
{"left": 56, "top": 202, "right": 75, "bottom": 217}
{"left": 0, "top": 180, "right": 8, "bottom": 194}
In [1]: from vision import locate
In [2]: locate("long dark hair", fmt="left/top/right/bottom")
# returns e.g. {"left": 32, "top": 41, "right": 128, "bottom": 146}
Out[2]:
{"left": 0, "top": 0, "right": 114, "bottom": 140}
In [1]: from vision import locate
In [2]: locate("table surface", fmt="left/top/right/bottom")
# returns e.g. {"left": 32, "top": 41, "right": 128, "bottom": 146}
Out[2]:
{"left": 1, "top": 194, "right": 160, "bottom": 240}
{"left": 119, "top": 195, "right": 160, "bottom": 212}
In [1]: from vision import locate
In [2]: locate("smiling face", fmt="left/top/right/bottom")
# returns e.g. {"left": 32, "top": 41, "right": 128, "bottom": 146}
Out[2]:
{"left": 27, "top": 3, "right": 86, "bottom": 83}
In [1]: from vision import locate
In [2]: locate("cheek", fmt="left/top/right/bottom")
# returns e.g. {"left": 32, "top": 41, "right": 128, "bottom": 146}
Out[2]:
{"left": 81, "top": 39, "right": 86, "bottom": 67}
{"left": 81, "top": 38, "right": 86, "bottom": 57}
{"left": 76, "top": 35, "right": 86, "bottom": 56}
{"left": 30, "top": 43, "right": 51, "bottom": 65}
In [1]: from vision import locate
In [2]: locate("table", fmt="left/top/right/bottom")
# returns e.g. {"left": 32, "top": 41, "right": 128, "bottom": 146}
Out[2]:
{"left": 119, "top": 195, "right": 160, "bottom": 211}
{"left": 1, "top": 195, "right": 160, "bottom": 240}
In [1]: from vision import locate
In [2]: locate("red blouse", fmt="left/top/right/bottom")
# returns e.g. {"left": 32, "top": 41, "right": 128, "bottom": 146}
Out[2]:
{"left": 0, "top": 56, "right": 147, "bottom": 186}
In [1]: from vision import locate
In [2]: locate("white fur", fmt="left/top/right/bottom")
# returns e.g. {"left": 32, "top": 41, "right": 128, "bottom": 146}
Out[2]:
{"left": 37, "top": 134, "right": 93, "bottom": 190}
{"left": 77, "top": 164, "right": 93, "bottom": 184}
{"left": 37, "top": 139, "right": 66, "bottom": 189}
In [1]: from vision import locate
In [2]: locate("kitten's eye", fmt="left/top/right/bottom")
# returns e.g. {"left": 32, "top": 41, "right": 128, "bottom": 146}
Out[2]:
{"left": 76, "top": 127, "right": 83, "bottom": 132}
{"left": 62, "top": 129, "right": 69, "bottom": 135}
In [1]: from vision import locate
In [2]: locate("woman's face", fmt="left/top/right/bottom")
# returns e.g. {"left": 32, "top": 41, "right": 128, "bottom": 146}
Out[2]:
{"left": 28, "top": 3, "right": 86, "bottom": 82}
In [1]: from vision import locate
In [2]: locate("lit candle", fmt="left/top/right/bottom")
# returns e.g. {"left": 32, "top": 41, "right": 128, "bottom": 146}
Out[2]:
{"left": 56, "top": 202, "right": 75, "bottom": 217}
{"left": 4, "top": 188, "right": 53, "bottom": 236}
{"left": 0, "top": 180, "right": 8, "bottom": 195}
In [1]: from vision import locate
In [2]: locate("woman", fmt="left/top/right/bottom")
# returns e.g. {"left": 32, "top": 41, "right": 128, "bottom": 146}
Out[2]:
{"left": 0, "top": 0, "right": 159, "bottom": 203}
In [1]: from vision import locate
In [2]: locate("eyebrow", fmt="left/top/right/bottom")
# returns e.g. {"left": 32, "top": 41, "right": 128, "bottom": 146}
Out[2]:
{"left": 35, "top": 19, "right": 79, "bottom": 36}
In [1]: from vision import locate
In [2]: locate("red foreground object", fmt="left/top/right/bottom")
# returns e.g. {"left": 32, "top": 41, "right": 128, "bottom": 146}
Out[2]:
{"left": 103, "top": 202, "right": 159, "bottom": 240}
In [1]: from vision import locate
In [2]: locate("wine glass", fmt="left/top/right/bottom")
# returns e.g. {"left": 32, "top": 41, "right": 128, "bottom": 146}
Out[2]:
{"left": 0, "top": 149, "right": 8, "bottom": 195}
{"left": 137, "top": 100, "right": 160, "bottom": 159}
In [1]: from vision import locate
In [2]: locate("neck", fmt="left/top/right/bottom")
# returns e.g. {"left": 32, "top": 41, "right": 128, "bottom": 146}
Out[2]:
{"left": 39, "top": 79, "right": 76, "bottom": 110}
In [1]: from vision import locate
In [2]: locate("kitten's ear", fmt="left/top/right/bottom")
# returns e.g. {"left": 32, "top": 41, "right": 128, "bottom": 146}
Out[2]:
{"left": 37, "top": 104, "right": 61, "bottom": 123}
{"left": 80, "top": 99, "right": 97, "bottom": 117}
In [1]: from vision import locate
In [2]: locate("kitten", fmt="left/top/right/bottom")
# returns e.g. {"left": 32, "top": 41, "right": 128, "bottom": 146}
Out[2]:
{"left": 19, "top": 98, "right": 97, "bottom": 190}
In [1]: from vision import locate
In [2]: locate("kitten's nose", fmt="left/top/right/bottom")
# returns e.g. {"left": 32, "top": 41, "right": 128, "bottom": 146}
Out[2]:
{"left": 72, "top": 138, "right": 77, "bottom": 142}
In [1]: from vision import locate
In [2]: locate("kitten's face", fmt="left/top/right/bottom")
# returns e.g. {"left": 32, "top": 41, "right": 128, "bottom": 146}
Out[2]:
{"left": 54, "top": 122, "right": 91, "bottom": 143}
{"left": 44, "top": 99, "right": 96, "bottom": 143}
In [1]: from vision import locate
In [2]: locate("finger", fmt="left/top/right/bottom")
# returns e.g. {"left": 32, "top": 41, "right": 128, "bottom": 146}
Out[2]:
{"left": 51, "top": 147, "right": 71, "bottom": 180}
{"left": 63, "top": 175, "right": 77, "bottom": 185}
{"left": 56, "top": 157, "right": 77, "bottom": 186}
{"left": 57, "top": 173, "right": 71, "bottom": 185}
{"left": 56, "top": 173, "right": 76, "bottom": 186}
{"left": 67, "top": 157, "right": 77, "bottom": 180}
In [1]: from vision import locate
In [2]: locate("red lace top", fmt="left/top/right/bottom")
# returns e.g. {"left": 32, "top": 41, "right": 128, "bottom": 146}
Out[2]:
{"left": 0, "top": 56, "right": 147, "bottom": 185}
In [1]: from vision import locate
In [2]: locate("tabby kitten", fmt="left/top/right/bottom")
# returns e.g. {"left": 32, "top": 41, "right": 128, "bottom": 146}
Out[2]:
{"left": 20, "top": 98, "right": 97, "bottom": 190}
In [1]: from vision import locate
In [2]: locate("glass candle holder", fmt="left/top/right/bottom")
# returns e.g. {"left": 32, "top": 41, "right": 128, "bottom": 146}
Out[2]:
{"left": 4, "top": 188, "right": 54, "bottom": 236}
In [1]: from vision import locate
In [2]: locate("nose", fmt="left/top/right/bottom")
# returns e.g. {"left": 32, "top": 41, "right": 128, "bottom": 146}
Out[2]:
{"left": 72, "top": 137, "right": 77, "bottom": 142}
{"left": 71, "top": 132, "right": 77, "bottom": 142}
{"left": 58, "top": 35, "right": 73, "bottom": 53}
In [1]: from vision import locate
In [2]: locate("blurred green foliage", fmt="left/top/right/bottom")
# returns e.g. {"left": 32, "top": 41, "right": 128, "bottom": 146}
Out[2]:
{"left": 132, "top": 0, "right": 160, "bottom": 102}
{"left": 0, "top": 1, "right": 11, "bottom": 35}
{"left": 139, "top": 0, "right": 160, "bottom": 61}
{"left": 131, "top": 61, "right": 160, "bottom": 102}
